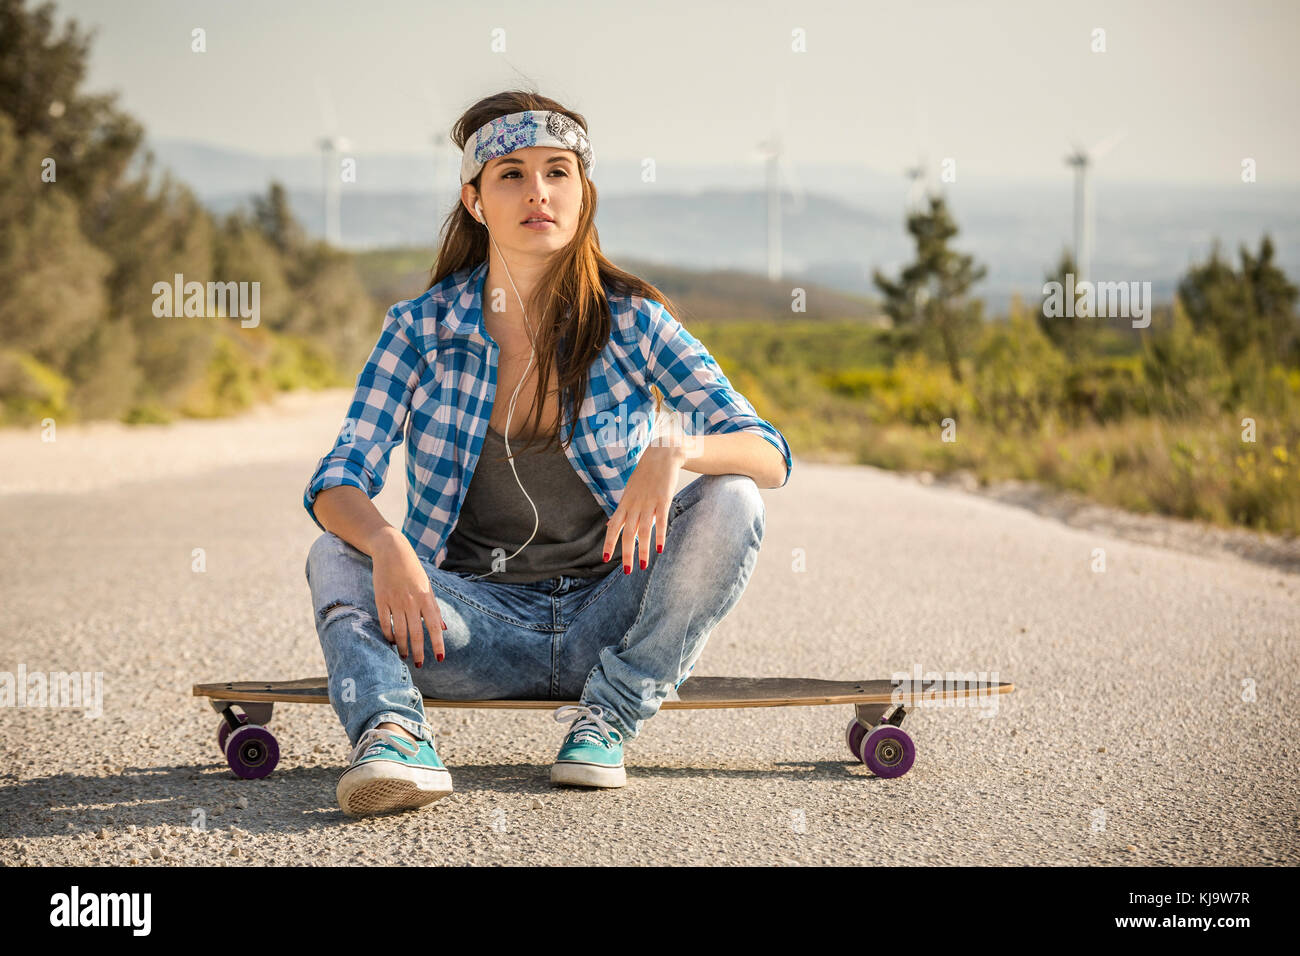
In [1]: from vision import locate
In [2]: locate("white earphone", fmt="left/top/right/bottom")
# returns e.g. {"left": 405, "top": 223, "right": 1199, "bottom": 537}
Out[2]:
{"left": 464, "top": 195, "right": 543, "bottom": 581}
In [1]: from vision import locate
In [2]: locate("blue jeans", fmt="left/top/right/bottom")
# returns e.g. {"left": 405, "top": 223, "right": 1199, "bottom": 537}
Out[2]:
{"left": 304, "top": 473, "right": 767, "bottom": 748}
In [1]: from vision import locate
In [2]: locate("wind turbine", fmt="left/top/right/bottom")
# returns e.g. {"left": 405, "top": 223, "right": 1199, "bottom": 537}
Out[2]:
{"left": 1064, "top": 129, "right": 1125, "bottom": 284}
{"left": 755, "top": 87, "right": 806, "bottom": 282}
{"left": 315, "top": 76, "right": 351, "bottom": 246}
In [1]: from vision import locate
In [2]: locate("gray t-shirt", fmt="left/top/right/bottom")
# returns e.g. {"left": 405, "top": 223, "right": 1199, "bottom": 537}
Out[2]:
{"left": 440, "top": 425, "right": 622, "bottom": 582}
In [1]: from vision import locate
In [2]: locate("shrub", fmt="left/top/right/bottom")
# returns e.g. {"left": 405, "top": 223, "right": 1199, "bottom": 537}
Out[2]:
{"left": 971, "top": 315, "right": 1068, "bottom": 431}
{"left": 823, "top": 351, "right": 975, "bottom": 427}
{"left": 1140, "top": 302, "right": 1233, "bottom": 418}
{"left": 1061, "top": 354, "right": 1150, "bottom": 425}
{"left": 0, "top": 348, "right": 70, "bottom": 425}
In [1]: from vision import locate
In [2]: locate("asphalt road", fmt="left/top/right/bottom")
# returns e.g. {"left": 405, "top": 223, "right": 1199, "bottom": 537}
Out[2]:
{"left": 1, "top": 394, "right": 1295, "bottom": 866}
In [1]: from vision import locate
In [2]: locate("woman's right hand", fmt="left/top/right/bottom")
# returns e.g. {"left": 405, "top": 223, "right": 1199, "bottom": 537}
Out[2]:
{"left": 369, "top": 529, "right": 446, "bottom": 668}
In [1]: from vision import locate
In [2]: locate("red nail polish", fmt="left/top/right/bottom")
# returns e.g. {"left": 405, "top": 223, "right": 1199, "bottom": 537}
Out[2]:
{"left": 603, "top": 551, "right": 610, "bottom": 562}
{"left": 640, "top": 560, "right": 647, "bottom": 569}
{"left": 416, "top": 661, "right": 422, "bottom": 668}
{"left": 442, "top": 621, "right": 447, "bottom": 630}
{"left": 657, "top": 544, "right": 663, "bottom": 553}
{"left": 437, "top": 652, "right": 444, "bottom": 662}
{"left": 623, "top": 565, "right": 630, "bottom": 574}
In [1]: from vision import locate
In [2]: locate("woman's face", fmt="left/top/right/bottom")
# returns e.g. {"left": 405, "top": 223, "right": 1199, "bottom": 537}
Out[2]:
{"left": 464, "top": 145, "right": 583, "bottom": 254}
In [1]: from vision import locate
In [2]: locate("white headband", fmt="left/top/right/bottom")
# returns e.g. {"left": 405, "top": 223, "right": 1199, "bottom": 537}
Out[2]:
{"left": 459, "top": 109, "right": 594, "bottom": 185}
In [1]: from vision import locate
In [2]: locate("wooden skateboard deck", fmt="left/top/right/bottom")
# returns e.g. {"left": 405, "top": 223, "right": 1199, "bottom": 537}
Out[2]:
{"left": 194, "top": 676, "right": 1014, "bottom": 781}
{"left": 193, "top": 676, "right": 1013, "bottom": 709}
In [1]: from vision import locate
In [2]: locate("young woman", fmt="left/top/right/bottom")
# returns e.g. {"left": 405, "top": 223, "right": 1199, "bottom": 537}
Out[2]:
{"left": 302, "top": 91, "right": 792, "bottom": 817}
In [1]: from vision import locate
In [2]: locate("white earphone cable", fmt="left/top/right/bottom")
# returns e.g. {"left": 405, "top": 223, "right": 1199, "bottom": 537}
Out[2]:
{"left": 465, "top": 200, "right": 542, "bottom": 581}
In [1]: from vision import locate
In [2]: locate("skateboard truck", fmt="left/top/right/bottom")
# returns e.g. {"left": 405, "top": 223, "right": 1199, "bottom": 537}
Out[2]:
{"left": 852, "top": 701, "right": 907, "bottom": 728}
{"left": 211, "top": 700, "right": 275, "bottom": 726}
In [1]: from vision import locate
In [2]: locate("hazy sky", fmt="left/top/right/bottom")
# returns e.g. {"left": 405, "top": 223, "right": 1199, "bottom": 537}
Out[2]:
{"left": 54, "top": 0, "right": 1300, "bottom": 185}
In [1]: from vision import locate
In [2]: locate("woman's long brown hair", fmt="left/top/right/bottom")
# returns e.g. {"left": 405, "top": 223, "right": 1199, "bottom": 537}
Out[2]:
{"left": 426, "top": 90, "right": 680, "bottom": 457}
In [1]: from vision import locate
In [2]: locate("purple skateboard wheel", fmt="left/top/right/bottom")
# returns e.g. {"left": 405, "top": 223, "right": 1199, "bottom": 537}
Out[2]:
{"left": 217, "top": 713, "right": 249, "bottom": 754}
{"left": 845, "top": 718, "right": 868, "bottom": 761}
{"left": 225, "top": 724, "right": 280, "bottom": 779}
{"left": 859, "top": 725, "right": 915, "bottom": 778}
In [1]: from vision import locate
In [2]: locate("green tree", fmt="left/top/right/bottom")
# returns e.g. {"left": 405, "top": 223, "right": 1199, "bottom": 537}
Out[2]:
{"left": 213, "top": 210, "right": 293, "bottom": 328}
{"left": 1177, "top": 235, "right": 1299, "bottom": 367}
{"left": 974, "top": 309, "right": 1068, "bottom": 431}
{"left": 0, "top": 0, "right": 143, "bottom": 215}
{"left": 253, "top": 181, "right": 305, "bottom": 256}
{"left": 1140, "top": 299, "right": 1232, "bottom": 419}
{"left": 1037, "top": 247, "right": 1097, "bottom": 361}
{"left": 284, "top": 240, "right": 379, "bottom": 370}
{"left": 873, "top": 194, "right": 987, "bottom": 382}
{"left": 0, "top": 111, "right": 110, "bottom": 367}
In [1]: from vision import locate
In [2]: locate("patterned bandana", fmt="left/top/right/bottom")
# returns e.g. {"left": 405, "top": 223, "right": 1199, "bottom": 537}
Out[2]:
{"left": 459, "top": 109, "right": 594, "bottom": 184}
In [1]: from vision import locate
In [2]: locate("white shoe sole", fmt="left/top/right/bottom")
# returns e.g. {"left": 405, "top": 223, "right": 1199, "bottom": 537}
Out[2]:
{"left": 551, "top": 760, "right": 627, "bottom": 788}
{"left": 337, "top": 761, "right": 454, "bottom": 816}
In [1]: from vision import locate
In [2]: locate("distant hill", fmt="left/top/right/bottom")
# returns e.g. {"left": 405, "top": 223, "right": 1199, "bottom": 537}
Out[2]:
{"left": 147, "top": 138, "right": 1300, "bottom": 312}
{"left": 352, "top": 248, "right": 885, "bottom": 325}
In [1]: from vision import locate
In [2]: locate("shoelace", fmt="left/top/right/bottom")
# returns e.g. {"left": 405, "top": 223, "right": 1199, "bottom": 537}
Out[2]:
{"left": 348, "top": 726, "right": 421, "bottom": 765}
{"left": 552, "top": 704, "right": 623, "bottom": 747}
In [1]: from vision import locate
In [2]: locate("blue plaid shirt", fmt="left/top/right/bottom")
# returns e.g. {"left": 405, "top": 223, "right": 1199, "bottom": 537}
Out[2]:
{"left": 303, "top": 260, "right": 792, "bottom": 567}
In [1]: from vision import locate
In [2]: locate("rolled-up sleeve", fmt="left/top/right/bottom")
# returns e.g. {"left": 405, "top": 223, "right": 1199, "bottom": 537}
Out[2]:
{"left": 302, "top": 305, "right": 423, "bottom": 531}
{"left": 637, "top": 299, "right": 793, "bottom": 488}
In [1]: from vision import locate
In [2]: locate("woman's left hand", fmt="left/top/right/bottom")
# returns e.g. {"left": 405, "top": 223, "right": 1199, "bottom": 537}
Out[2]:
{"left": 604, "top": 444, "right": 687, "bottom": 573}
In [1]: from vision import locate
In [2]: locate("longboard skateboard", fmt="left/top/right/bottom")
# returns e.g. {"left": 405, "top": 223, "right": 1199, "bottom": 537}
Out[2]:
{"left": 193, "top": 676, "right": 1014, "bottom": 781}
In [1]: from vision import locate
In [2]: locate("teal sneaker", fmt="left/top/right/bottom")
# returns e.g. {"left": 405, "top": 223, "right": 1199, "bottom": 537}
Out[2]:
{"left": 336, "top": 725, "right": 453, "bottom": 816}
{"left": 550, "top": 704, "right": 627, "bottom": 788}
